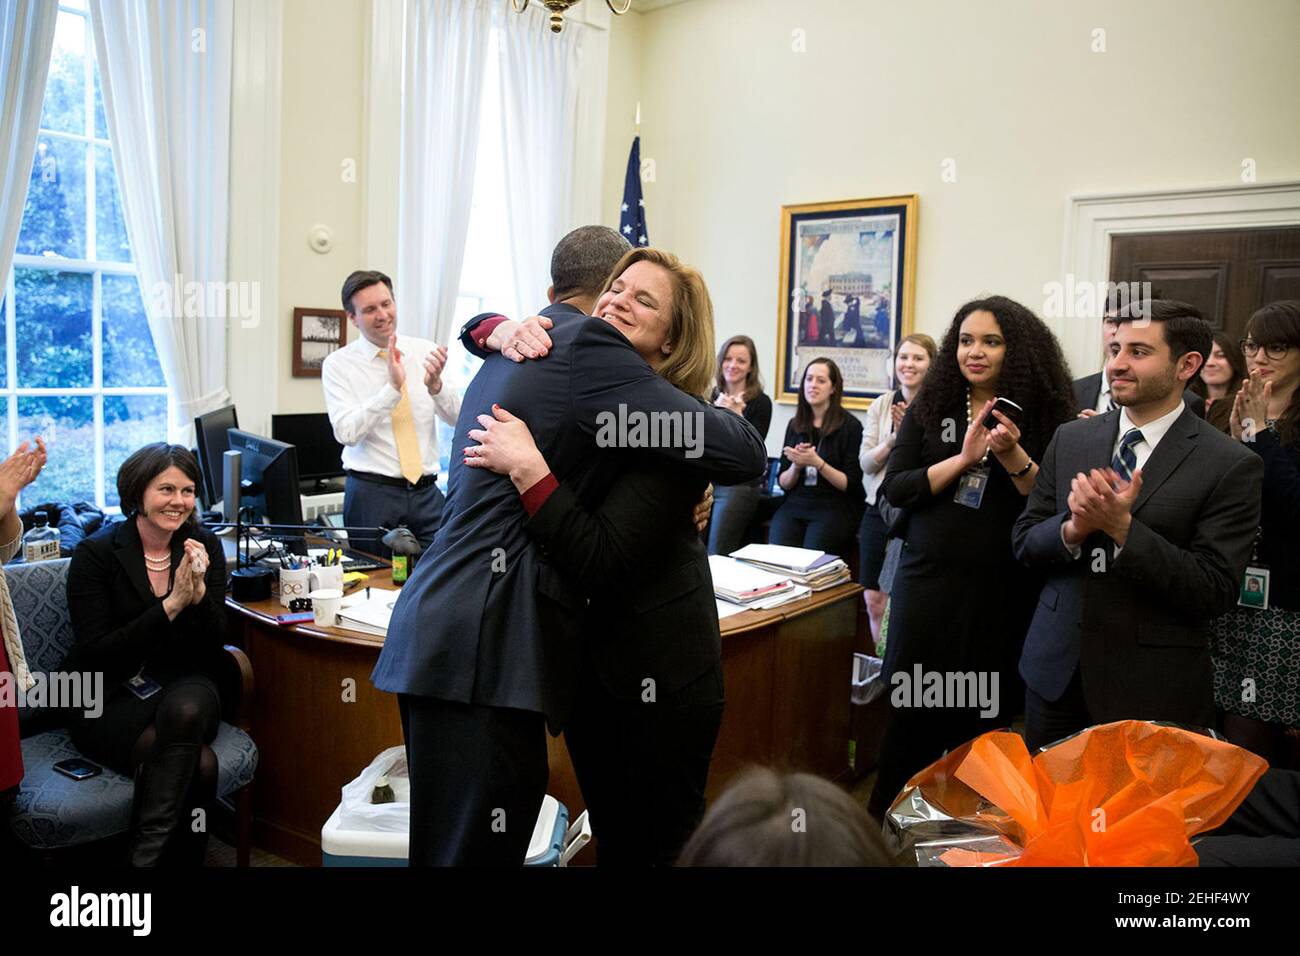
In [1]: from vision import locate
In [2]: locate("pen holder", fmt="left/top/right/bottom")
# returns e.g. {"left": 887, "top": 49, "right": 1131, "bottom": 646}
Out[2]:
{"left": 279, "top": 566, "right": 311, "bottom": 608}
{"left": 309, "top": 562, "right": 345, "bottom": 593}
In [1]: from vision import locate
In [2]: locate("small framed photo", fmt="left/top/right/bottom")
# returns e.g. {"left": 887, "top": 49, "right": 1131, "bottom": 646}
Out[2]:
{"left": 293, "top": 308, "right": 349, "bottom": 377}
{"left": 776, "top": 195, "right": 919, "bottom": 410}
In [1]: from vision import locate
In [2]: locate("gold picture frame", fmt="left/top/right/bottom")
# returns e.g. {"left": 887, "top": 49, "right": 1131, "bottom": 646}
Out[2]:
{"left": 776, "top": 195, "right": 919, "bottom": 410}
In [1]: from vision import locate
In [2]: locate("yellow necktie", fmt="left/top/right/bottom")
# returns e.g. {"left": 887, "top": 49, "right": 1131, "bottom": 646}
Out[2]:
{"left": 379, "top": 349, "right": 424, "bottom": 485}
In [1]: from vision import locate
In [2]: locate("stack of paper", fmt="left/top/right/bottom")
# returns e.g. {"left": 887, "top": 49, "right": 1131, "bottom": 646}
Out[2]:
{"left": 334, "top": 591, "right": 399, "bottom": 637}
{"left": 707, "top": 555, "right": 795, "bottom": 606}
{"left": 729, "top": 543, "right": 851, "bottom": 591}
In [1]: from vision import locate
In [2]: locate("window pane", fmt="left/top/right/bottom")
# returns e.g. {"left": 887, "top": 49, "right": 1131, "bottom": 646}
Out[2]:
{"left": 93, "top": 59, "right": 108, "bottom": 140}
{"left": 103, "top": 395, "right": 168, "bottom": 508}
{"left": 102, "top": 274, "right": 164, "bottom": 386}
{"left": 94, "top": 146, "right": 130, "bottom": 262}
{"left": 18, "top": 395, "right": 94, "bottom": 505}
{"left": 16, "top": 136, "right": 87, "bottom": 259}
{"left": 14, "top": 268, "right": 93, "bottom": 387}
{"left": 39, "top": 14, "right": 86, "bottom": 136}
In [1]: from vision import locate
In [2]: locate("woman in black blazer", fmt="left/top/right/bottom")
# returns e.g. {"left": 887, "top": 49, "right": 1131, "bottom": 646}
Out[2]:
{"left": 64, "top": 444, "right": 228, "bottom": 866}
{"left": 707, "top": 334, "right": 773, "bottom": 555}
{"left": 770, "top": 357, "right": 865, "bottom": 558}
{"left": 464, "top": 250, "right": 731, "bottom": 866}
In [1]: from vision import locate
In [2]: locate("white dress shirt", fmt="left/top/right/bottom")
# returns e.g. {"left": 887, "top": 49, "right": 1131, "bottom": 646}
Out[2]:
{"left": 1094, "top": 370, "right": 1113, "bottom": 413}
{"left": 1062, "top": 399, "right": 1186, "bottom": 557}
{"left": 321, "top": 334, "right": 462, "bottom": 479}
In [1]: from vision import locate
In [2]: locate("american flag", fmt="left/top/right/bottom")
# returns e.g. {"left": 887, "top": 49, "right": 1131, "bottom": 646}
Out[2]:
{"left": 619, "top": 136, "right": 649, "bottom": 247}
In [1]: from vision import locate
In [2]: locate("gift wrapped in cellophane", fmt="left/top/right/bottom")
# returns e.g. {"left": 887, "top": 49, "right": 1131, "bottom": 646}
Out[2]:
{"left": 884, "top": 720, "right": 1267, "bottom": 867}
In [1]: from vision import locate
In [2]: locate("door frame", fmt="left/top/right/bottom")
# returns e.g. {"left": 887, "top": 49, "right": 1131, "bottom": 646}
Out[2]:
{"left": 1059, "top": 181, "right": 1300, "bottom": 374}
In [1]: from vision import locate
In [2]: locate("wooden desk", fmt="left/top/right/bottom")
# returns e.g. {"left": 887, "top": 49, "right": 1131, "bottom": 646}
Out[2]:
{"left": 227, "top": 580, "right": 862, "bottom": 866}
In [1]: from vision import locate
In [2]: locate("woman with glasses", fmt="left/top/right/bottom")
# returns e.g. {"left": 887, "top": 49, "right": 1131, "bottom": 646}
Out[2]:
{"left": 1214, "top": 302, "right": 1300, "bottom": 763}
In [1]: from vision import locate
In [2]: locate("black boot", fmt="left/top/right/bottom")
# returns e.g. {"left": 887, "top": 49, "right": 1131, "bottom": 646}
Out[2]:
{"left": 128, "top": 742, "right": 201, "bottom": 867}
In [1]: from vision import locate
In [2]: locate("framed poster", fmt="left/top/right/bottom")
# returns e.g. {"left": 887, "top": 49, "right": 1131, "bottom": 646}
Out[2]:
{"left": 292, "top": 308, "right": 349, "bottom": 378}
{"left": 776, "top": 195, "right": 918, "bottom": 409}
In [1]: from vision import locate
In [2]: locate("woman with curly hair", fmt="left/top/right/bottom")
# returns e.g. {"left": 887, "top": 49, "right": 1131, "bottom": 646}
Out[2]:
{"left": 867, "top": 296, "right": 1074, "bottom": 819}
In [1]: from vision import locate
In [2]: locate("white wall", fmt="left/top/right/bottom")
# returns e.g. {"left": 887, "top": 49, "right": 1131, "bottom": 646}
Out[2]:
{"left": 604, "top": 0, "right": 1300, "bottom": 453}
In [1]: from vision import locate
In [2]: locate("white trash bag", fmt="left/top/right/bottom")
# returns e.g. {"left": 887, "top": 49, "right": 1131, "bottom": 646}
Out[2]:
{"left": 337, "top": 745, "right": 411, "bottom": 833}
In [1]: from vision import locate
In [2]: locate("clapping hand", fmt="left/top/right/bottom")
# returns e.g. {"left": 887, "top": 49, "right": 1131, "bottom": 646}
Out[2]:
{"left": 1067, "top": 467, "right": 1143, "bottom": 541}
{"left": 986, "top": 407, "right": 1022, "bottom": 456}
{"left": 714, "top": 393, "right": 746, "bottom": 416}
{"left": 0, "top": 437, "right": 46, "bottom": 516}
{"left": 961, "top": 400, "right": 995, "bottom": 467}
{"left": 386, "top": 335, "right": 406, "bottom": 391}
{"left": 423, "top": 345, "right": 449, "bottom": 397}
{"left": 182, "top": 539, "right": 208, "bottom": 604}
{"left": 890, "top": 401, "right": 907, "bottom": 429}
{"left": 1230, "top": 369, "right": 1271, "bottom": 441}
{"left": 783, "top": 443, "right": 821, "bottom": 469}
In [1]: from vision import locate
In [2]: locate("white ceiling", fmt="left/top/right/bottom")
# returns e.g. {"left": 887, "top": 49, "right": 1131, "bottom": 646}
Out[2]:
{"left": 628, "top": 0, "right": 696, "bottom": 11}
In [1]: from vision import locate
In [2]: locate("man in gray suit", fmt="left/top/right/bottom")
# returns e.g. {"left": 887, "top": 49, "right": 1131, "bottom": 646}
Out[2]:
{"left": 1013, "top": 300, "right": 1262, "bottom": 750}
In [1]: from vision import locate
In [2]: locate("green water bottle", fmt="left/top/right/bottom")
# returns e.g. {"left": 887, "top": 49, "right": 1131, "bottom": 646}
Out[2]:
{"left": 391, "top": 554, "right": 408, "bottom": 586}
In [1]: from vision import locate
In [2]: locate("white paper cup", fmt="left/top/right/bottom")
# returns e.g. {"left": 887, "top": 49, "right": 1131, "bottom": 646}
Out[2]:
{"left": 280, "top": 567, "right": 311, "bottom": 607}
{"left": 310, "top": 588, "right": 343, "bottom": 628}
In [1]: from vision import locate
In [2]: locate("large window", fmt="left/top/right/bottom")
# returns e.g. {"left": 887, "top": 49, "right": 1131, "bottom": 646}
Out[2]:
{"left": 438, "top": 26, "right": 519, "bottom": 477}
{"left": 3, "top": 1, "right": 168, "bottom": 510}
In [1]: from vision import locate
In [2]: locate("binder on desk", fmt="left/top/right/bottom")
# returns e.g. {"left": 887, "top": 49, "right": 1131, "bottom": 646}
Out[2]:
{"left": 334, "top": 592, "right": 398, "bottom": 637}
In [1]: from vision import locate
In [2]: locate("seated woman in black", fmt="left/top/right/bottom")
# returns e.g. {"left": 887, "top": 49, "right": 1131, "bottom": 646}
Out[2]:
{"left": 866, "top": 296, "right": 1074, "bottom": 819}
{"left": 770, "top": 358, "right": 864, "bottom": 557}
{"left": 463, "top": 248, "right": 731, "bottom": 866}
{"left": 64, "top": 444, "right": 227, "bottom": 866}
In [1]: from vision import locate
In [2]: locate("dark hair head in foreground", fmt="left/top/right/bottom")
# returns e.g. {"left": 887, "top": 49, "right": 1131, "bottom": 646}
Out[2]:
{"left": 677, "top": 767, "right": 894, "bottom": 867}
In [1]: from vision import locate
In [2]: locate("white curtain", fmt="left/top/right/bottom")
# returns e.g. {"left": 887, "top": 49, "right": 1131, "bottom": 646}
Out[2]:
{"left": 498, "top": 3, "right": 583, "bottom": 308}
{"left": 89, "top": 0, "right": 233, "bottom": 431}
{"left": 0, "top": 0, "right": 58, "bottom": 280}
{"left": 398, "top": 0, "right": 495, "bottom": 343}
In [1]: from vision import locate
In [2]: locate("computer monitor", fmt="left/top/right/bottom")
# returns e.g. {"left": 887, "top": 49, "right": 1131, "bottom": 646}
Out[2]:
{"left": 194, "top": 405, "right": 239, "bottom": 505}
{"left": 226, "top": 429, "right": 306, "bottom": 553}
{"left": 270, "top": 413, "right": 345, "bottom": 488}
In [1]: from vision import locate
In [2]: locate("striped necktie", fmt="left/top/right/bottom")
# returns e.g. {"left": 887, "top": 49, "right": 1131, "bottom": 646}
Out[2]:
{"left": 1111, "top": 428, "right": 1143, "bottom": 483}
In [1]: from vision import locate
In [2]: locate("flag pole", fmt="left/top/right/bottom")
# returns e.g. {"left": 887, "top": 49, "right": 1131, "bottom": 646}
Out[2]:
{"left": 635, "top": 101, "right": 641, "bottom": 136}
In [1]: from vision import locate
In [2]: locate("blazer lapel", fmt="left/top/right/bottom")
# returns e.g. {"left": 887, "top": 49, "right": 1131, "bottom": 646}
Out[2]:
{"left": 1080, "top": 409, "right": 1121, "bottom": 475}
{"left": 1131, "top": 408, "right": 1198, "bottom": 514}
{"left": 114, "top": 519, "right": 157, "bottom": 606}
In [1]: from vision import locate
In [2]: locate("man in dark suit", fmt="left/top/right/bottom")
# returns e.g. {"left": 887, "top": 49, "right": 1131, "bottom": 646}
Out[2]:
{"left": 1013, "top": 300, "right": 1262, "bottom": 750}
{"left": 1073, "top": 313, "right": 1205, "bottom": 418}
{"left": 371, "top": 229, "right": 767, "bottom": 865}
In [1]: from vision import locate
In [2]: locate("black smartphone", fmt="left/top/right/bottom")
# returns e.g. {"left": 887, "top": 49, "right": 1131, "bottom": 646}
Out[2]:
{"left": 983, "top": 397, "right": 1024, "bottom": 430}
{"left": 53, "top": 757, "right": 103, "bottom": 781}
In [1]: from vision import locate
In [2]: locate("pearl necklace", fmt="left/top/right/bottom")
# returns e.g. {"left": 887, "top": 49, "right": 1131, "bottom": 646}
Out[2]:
{"left": 144, "top": 550, "right": 171, "bottom": 572}
{"left": 966, "top": 388, "right": 990, "bottom": 466}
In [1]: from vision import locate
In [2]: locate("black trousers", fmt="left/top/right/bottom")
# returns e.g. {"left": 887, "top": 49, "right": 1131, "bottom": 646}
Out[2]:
{"left": 1196, "top": 769, "right": 1300, "bottom": 866}
{"left": 1023, "top": 667, "right": 1091, "bottom": 752}
{"left": 398, "top": 694, "right": 548, "bottom": 867}
{"left": 343, "top": 475, "right": 445, "bottom": 557}
{"left": 564, "top": 665, "right": 724, "bottom": 867}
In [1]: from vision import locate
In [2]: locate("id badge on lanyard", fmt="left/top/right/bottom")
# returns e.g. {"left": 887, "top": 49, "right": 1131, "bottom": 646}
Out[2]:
{"left": 954, "top": 466, "right": 990, "bottom": 509}
{"left": 1238, "top": 527, "right": 1270, "bottom": 610}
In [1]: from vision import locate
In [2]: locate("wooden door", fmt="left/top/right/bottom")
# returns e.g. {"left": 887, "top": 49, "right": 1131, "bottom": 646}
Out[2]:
{"left": 1109, "top": 227, "right": 1300, "bottom": 339}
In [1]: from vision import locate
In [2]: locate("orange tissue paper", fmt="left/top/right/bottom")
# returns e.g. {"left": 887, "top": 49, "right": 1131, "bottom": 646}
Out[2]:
{"left": 883, "top": 720, "right": 1268, "bottom": 867}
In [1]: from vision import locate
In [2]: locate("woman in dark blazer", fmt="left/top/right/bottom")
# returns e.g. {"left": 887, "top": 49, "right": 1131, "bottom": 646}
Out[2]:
{"left": 770, "top": 357, "right": 865, "bottom": 557}
{"left": 464, "top": 250, "right": 733, "bottom": 866}
{"left": 707, "top": 334, "right": 773, "bottom": 555}
{"left": 64, "top": 444, "right": 228, "bottom": 866}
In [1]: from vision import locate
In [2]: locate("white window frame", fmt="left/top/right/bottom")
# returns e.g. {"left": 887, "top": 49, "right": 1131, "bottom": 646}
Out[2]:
{"left": 3, "top": 3, "right": 171, "bottom": 510}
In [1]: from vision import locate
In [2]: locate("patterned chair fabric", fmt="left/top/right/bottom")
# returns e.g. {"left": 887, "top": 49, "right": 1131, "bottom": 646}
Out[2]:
{"left": 4, "top": 558, "right": 258, "bottom": 851}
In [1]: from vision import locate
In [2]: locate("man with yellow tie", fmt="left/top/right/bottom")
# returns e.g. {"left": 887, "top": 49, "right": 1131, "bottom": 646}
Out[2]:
{"left": 322, "top": 271, "right": 461, "bottom": 557}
